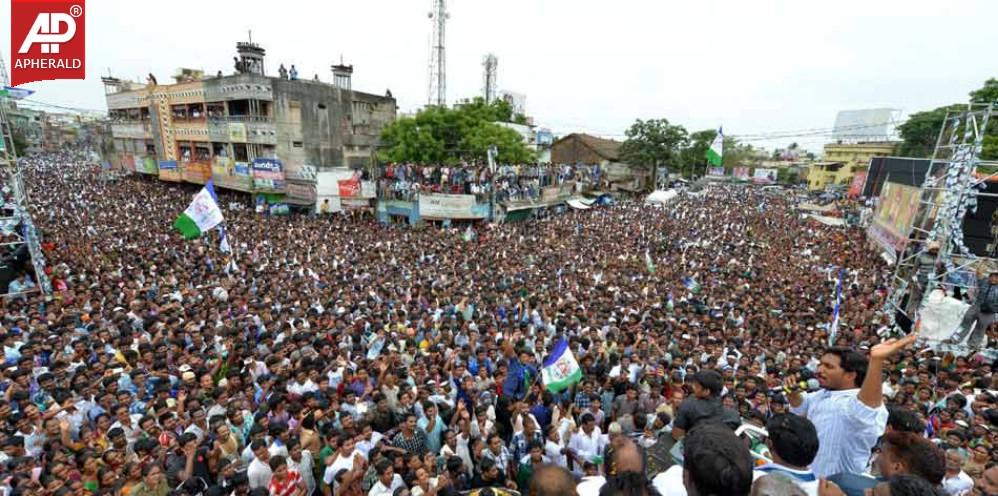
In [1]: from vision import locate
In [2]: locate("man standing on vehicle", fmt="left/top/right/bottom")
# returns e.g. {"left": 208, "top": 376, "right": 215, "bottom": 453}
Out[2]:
{"left": 787, "top": 335, "right": 916, "bottom": 478}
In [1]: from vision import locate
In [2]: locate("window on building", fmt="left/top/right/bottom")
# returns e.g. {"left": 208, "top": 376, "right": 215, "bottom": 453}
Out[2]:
{"left": 178, "top": 143, "right": 192, "bottom": 162}
{"left": 195, "top": 144, "right": 211, "bottom": 161}
{"left": 232, "top": 143, "right": 248, "bottom": 162}
{"left": 189, "top": 103, "right": 205, "bottom": 120}
{"left": 171, "top": 105, "right": 188, "bottom": 121}
{"left": 145, "top": 141, "right": 156, "bottom": 155}
{"left": 212, "top": 142, "right": 228, "bottom": 157}
{"left": 292, "top": 141, "right": 303, "bottom": 148}
{"left": 206, "top": 103, "right": 225, "bottom": 120}
{"left": 228, "top": 100, "right": 249, "bottom": 117}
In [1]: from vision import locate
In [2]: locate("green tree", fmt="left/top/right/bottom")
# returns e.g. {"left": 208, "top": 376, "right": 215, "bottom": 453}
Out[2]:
{"left": 620, "top": 118, "right": 689, "bottom": 172}
{"left": 970, "top": 78, "right": 998, "bottom": 160}
{"left": 379, "top": 98, "right": 534, "bottom": 164}
{"left": 680, "top": 129, "right": 717, "bottom": 176}
{"left": 898, "top": 78, "right": 998, "bottom": 160}
{"left": 897, "top": 106, "right": 957, "bottom": 158}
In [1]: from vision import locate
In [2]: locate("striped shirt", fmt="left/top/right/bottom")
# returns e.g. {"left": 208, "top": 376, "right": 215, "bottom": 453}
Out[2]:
{"left": 268, "top": 470, "right": 302, "bottom": 496}
{"left": 790, "top": 388, "right": 887, "bottom": 478}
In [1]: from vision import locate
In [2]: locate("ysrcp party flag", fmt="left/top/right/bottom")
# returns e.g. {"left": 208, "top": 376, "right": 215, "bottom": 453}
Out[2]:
{"left": 706, "top": 127, "right": 723, "bottom": 167}
{"left": 542, "top": 339, "right": 582, "bottom": 393}
{"left": 174, "top": 180, "right": 224, "bottom": 239}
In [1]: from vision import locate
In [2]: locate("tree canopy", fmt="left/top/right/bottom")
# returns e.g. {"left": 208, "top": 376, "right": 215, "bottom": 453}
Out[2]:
{"left": 898, "top": 78, "right": 998, "bottom": 160}
{"left": 619, "top": 118, "right": 689, "bottom": 171}
{"left": 379, "top": 98, "right": 535, "bottom": 165}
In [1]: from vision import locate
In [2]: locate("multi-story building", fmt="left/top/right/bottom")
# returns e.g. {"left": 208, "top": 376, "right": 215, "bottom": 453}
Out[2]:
{"left": 808, "top": 141, "right": 898, "bottom": 191}
{"left": 7, "top": 106, "right": 44, "bottom": 154}
{"left": 103, "top": 40, "right": 396, "bottom": 204}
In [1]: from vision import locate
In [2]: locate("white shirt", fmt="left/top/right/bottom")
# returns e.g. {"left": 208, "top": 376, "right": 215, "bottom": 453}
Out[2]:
{"left": 789, "top": 388, "right": 887, "bottom": 477}
{"left": 652, "top": 466, "right": 686, "bottom": 496}
{"left": 753, "top": 463, "right": 819, "bottom": 496}
{"left": 290, "top": 451, "right": 316, "bottom": 495}
{"left": 325, "top": 449, "right": 366, "bottom": 488}
{"left": 545, "top": 439, "right": 568, "bottom": 468}
{"left": 575, "top": 476, "right": 606, "bottom": 496}
{"left": 247, "top": 457, "right": 273, "bottom": 489}
{"left": 368, "top": 474, "right": 405, "bottom": 496}
{"left": 942, "top": 471, "right": 974, "bottom": 496}
{"left": 568, "top": 427, "right": 606, "bottom": 473}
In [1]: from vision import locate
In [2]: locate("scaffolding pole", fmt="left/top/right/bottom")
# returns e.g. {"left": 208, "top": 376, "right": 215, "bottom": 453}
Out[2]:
{"left": 0, "top": 73, "right": 52, "bottom": 295}
{"left": 882, "top": 102, "right": 994, "bottom": 350}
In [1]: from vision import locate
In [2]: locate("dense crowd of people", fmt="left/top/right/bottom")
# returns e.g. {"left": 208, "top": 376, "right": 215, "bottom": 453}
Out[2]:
{"left": 0, "top": 153, "right": 994, "bottom": 496}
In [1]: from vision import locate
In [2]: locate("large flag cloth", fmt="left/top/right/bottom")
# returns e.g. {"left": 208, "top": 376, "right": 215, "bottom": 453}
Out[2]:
{"left": 542, "top": 339, "right": 583, "bottom": 393}
{"left": 706, "top": 127, "right": 723, "bottom": 166}
{"left": 174, "top": 181, "right": 224, "bottom": 239}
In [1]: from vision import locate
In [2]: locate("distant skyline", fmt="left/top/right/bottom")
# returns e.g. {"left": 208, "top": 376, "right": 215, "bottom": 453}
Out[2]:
{"left": 3, "top": 0, "right": 996, "bottom": 152}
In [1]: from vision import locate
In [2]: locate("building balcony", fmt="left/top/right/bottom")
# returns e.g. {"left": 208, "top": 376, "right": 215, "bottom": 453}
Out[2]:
{"left": 207, "top": 117, "right": 276, "bottom": 145}
{"left": 110, "top": 122, "right": 152, "bottom": 139}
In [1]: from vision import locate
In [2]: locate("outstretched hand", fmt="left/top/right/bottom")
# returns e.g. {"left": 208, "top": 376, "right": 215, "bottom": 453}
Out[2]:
{"left": 870, "top": 333, "right": 918, "bottom": 361}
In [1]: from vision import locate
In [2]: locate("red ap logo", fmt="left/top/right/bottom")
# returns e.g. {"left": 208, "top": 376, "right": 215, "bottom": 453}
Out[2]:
{"left": 10, "top": 0, "right": 85, "bottom": 86}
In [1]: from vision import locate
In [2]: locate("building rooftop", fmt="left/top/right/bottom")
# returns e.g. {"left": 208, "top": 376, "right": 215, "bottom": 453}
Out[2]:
{"left": 555, "top": 133, "right": 622, "bottom": 161}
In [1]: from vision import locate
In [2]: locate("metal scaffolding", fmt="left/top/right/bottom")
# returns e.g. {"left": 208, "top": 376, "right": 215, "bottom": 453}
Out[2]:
{"left": 883, "top": 102, "right": 996, "bottom": 347}
{"left": 0, "top": 52, "right": 51, "bottom": 296}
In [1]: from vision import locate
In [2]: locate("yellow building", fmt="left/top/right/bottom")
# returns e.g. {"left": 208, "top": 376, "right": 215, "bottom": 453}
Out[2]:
{"left": 807, "top": 141, "right": 898, "bottom": 191}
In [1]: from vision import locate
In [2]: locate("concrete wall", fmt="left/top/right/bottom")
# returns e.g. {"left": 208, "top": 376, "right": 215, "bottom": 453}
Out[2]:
{"left": 270, "top": 78, "right": 396, "bottom": 177}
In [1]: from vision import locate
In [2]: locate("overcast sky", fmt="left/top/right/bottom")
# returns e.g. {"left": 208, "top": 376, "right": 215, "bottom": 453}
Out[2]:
{"left": 4, "top": 0, "right": 996, "bottom": 151}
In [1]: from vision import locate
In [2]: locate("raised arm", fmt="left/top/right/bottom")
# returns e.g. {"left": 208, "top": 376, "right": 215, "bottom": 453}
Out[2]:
{"left": 858, "top": 334, "right": 917, "bottom": 408}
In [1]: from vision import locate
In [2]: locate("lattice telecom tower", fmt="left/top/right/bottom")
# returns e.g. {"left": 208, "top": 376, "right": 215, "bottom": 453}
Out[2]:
{"left": 0, "top": 50, "right": 51, "bottom": 296}
{"left": 483, "top": 54, "right": 498, "bottom": 104}
{"left": 427, "top": 0, "right": 449, "bottom": 107}
{"left": 883, "top": 102, "right": 996, "bottom": 347}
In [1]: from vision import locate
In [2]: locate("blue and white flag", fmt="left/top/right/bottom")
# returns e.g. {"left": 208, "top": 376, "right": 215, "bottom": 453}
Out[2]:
{"left": 682, "top": 276, "right": 701, "bottom": 293}
{"left": 2, "top": 86, "right": 35, "bottom": 100}
{"left": 828, "top": 268, "right": 845, "bottom": 345}
{"left": 218, "top": 225, "right": 231, "bottom": 253}
{"left": 541, "top": 339, "right": 582, "bottom": 393}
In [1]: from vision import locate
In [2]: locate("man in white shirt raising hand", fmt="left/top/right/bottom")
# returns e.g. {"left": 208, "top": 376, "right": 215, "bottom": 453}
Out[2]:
{"left": 787, "top": 334, "right": 917, "bottom": 478}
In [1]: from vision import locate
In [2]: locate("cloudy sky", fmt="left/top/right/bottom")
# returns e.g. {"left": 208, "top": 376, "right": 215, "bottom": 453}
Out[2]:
{"left": 4, "top": 0, "right": 996, "bottom": 151}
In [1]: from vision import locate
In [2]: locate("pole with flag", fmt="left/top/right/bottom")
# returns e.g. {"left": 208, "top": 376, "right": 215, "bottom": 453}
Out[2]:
{"left": 541, "top": 338, "right": 583, "bottom": 393}
{"left": 173, "top": 180, "right": 225, "bottom": 240}
{"left": 706, "top": 127, "right": 723, "bottom": 177}
{"left": 828, "top": 268, "right": 845, "bottom": 345}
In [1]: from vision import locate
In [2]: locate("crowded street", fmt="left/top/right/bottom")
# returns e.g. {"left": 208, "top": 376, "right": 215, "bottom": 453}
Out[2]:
{"left": 0, "top": 154, "right": 990, "bottom": 496}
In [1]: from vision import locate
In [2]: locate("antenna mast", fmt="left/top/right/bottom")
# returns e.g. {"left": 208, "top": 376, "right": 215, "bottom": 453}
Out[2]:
{"left": 427, "top": 0, "right": 448, "bottom": 107}
{"left": 483, "top": 54, "right": 497, "bottom": 104}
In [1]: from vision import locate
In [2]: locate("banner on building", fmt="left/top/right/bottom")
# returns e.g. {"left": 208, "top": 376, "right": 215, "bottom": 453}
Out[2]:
{"left": 709, "top": 167, "right": 725, "bottom": 176}
{"left": 159, "top": 160, "right": 181, "bottom": 182}
{"left": 361, "top": 181, "right": 376, "bottom": 199}
{"left": 733, "top": 167, "right": 750, "bottom": 180}
{"left": 142, "top": 157, "right": 158, "bottom": 175}
{"left": 338, "top": 174, "right": 361, "bottom": 197}
{"left": 182, "top": 161, "right": 212, "bottom": 184}
{"left": 228, "top": 123, "right": 247, "bottom": 143}
{"left": 753, "top": 168, "right": 777, "bottom": 184}
{"left": 287, "top": 182, "right": 317, "bottom": 202}
{"left": 419, "top": 193, "right": 481, "bottom": 219}
{"left": 234, "top": 162, "right": 250, "bottom": 176}
{"left": 542, "top": 186, "right": 561, "bottom": 202}
{"left": 847, "top": 171, "right": 867, "bottom": 199}
{"left": 122, "top": 154, "right": 136, "bottom": 172}
{"left": 252, "top": 158, "right": 285, "bottom": 191}
{"left": 212, "top": 156, "right": 252, "bottom": 191}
